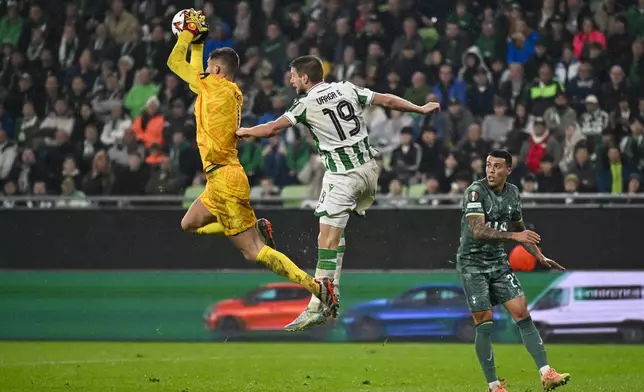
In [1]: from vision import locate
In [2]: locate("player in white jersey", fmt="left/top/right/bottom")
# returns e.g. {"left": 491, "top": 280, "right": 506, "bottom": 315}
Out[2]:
{"left": 236, "top": 55, "right": 440, "bottom": 330}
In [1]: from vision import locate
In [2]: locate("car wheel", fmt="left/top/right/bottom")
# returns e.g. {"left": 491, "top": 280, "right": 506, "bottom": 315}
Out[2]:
{"left": 456, "top": 318, "right": 476, "bottom": 342}
{"left": 350, "top": 317, "right": 382, "bottom": 342}
{"left": 216, "top": 317, "right": 243, "bottom": 338}
{"left": 619, "top": 322, "right": 644, "bottom": 343}
{"left": 535, "top": 323, "right": 552, "bottom": 343}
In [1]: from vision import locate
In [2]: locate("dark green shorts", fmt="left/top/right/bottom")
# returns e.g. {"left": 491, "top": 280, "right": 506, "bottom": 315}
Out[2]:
{"left": 457, "top": 268, "right": 525, "bottom": 313}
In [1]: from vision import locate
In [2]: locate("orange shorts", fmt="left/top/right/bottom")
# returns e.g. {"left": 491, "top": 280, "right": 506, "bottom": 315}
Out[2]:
{"left": 200, "top": 164, "right": 257, "bottom": 236}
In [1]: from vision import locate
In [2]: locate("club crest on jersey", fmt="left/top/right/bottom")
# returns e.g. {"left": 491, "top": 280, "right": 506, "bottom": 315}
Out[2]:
{"left": 468, "top": 191, "right": 479, "bottom": 202}
{"left": 329, "top": 184, "right": 335, "bottom": 192}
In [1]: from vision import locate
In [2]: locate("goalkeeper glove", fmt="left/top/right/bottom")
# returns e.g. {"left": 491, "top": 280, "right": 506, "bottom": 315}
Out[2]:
{"left": 183, "top": 8, "right": 209, "bottom": 44}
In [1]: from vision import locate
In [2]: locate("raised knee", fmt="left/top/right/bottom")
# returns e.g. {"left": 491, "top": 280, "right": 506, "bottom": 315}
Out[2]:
{"left": 181, "top": 217, "right": 196, "bottom": 232}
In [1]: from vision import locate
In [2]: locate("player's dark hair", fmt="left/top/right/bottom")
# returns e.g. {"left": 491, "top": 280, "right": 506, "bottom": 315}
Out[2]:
{"left": 488, "top": 149, "right": 512, "bottom": 167}
{"left": 208, "top": 47, "right": 240, "bottom": 75}
{"left": 290, "top": 55, "right": 324, "bottom": 84}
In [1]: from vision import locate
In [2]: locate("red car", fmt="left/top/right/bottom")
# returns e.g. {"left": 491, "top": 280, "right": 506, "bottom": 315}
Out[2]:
{"left": 204, "top": 283, "right": 329, "bottom": 337}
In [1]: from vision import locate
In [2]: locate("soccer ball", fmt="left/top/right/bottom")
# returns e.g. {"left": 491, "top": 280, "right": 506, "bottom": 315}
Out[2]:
{"left": 171, "top": 9, "right": 190, "bottom": 37}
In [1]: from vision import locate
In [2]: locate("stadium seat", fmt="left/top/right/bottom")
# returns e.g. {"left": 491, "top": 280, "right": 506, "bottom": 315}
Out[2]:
{"left": 409, "top": 183, "right": 426, "bottom": 198}
{"left": 182, "top": 186, "right": 205, "bottom": 209}
{"left": 281, "top": 185, "right": 309, "bottom": 208}
{"left": 250, "top": 186, "right": 262, "bottom": 201}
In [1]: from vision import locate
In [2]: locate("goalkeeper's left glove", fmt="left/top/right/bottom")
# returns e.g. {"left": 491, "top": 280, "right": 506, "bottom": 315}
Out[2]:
{"left": 183, "top": 8, "right": 209, "bottom": 44}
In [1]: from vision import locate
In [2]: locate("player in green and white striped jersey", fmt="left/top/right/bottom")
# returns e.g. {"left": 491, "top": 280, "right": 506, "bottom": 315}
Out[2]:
{"left": 236, "top": 55, "right": 440, "bottom": 331}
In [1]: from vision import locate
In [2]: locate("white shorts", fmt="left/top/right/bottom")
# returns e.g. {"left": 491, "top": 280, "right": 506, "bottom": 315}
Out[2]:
{"left": 315, "top": 160, "right": 381, "bottom": 228}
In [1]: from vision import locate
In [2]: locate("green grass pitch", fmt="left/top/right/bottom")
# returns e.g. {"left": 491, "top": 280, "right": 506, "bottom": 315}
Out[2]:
{"left": 0, "top": 342, "right": 641, "bottom": 391}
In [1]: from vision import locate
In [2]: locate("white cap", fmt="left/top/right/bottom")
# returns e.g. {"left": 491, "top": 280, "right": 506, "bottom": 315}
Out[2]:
{"left": 585, "top": 95, "right": 599, "bottom": 104}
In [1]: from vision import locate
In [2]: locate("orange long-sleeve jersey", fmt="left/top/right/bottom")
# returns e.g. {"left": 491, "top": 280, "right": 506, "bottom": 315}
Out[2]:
{"left": 167, "top": 31, "right": 243, "bottom": 172}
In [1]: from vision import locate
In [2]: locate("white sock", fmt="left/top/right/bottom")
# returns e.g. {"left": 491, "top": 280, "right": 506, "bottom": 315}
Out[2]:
{"left": 488, "top": 380, "right": 500, "bottom": 390}
{"left": 539, "top": 365, "right": 551, "bottom": 376}
{"left": 334, "top": 234, "right": 345, "bottom": 285}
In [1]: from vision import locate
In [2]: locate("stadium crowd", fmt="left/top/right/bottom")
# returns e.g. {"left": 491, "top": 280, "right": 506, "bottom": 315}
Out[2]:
{"left": 0, "top": 0, "right": 643, "bottom": 206}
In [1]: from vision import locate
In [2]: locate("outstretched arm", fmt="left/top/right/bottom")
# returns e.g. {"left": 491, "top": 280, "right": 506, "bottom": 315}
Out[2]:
{"left": 236, "top": 116, "right": 292, "bottom": 139}
{"left": 510, "top": 220, "right": 565, "bottom": 270}
{"left": 167, "top": 30, "right": 201, "bottom": 91}
{"left": 372, "top": 93, "right": 440, "bottom": 115}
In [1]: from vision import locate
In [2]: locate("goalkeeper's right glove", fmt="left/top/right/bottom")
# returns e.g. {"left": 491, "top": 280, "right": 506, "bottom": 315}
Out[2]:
{"left": 183, "top": 8, "right": 208, "bottom": 44}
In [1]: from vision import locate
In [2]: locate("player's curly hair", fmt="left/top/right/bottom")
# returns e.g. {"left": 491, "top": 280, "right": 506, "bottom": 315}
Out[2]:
{"left": 208, "top": 47, "right": 240, "bottom": 75}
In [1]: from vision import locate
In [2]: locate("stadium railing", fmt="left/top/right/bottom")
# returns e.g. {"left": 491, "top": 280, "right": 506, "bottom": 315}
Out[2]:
{"left": 1, "top": 194, "right": 644, "bottom": 209}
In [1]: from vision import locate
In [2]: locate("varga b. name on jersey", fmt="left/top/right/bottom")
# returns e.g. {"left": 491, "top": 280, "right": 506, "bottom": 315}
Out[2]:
{"left": 284, "top": 81, "right": 379, "bottom": 174}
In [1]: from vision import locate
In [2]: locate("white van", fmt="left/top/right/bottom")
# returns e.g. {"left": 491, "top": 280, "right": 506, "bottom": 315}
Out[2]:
{"left": 529, "top": 271, "right": 644, "bottom": 343}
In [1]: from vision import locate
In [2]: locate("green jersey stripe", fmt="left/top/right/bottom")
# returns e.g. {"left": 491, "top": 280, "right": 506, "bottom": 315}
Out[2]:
{"left": 323, "top": 151, "right": 337, "bottom": 172}
{"left": 336, "top": 147, "right": 354, "bottom": 170}
{"left": 352, "top": 140, "right": 366, "bottom": 165}
{"left": 363, "top": 137, "right": 374, "bottom": 159}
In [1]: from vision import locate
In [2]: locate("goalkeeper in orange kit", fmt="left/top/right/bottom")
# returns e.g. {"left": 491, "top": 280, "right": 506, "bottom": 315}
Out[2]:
{"left": 166, "top": 9, "right": 337, "bottom": 311}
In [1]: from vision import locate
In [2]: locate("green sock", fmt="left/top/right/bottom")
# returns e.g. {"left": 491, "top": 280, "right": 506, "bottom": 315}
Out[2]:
{"left": 475, "top": 321, "right": 498, "bottom": 383}
{"left": 307, "top": 248, "right": 337, "bottom": 311}
{"left": 517, "top": 316, "right": 549, "bottom": 369}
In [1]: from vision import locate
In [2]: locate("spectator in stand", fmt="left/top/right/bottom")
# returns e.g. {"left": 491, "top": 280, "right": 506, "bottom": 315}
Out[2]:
{"left": 0, "top": 128, "right": 17, "bottom": 182}
{"left": 76, "top": 124, "right": 105, "bottom": 173}
{"left": 566, "top": 63, "right": 601, "bottom": 112}
{"left": 508, "top": 152, "right": 529, "bottom": 190}
{"left": 606, "top": 17, "right": 632, "bottom": 66}
{"left": 256, "top": 177, "right": 281, "bottom": 207}
{"left": 482, "top": 97, "right": 514, "bottom": 148}
{"left": 391, "top": 44, "right": 424, "bottom": 89}
{"left": 67, "top": 77, "right": 89, "bottom": 113}
{"left": 627, "top": 173, "right": 642, "bottom": 197}
{"left": 555, "top": 44, "right": 580, "bottom": 86}
{"left": 334, "top": 46, "right": 363, "bottom": 82}
{"left": 520, "top": 117, "right": 563, "bottom": 173}
{"left": 93, "top": 73, "right": 124, "bottom": 121}
{"left": 579, "top": 95, "right": 609, "bottom": 152}
{"left": 60, "top": 156, "right": 83, "bottom": 191}
{"left": 521, "top": 173, "right": 539, "bottom": 196}
{"left": 625, "top": 39, "right": 644, "bottom": 88}
{"left": 0, "top": 1, "right": 23, "bottom": 47}
{"left": 601, "top": 65, "right": 629, "bottom": 114}
{"left": 537, "top": 154, "right": 564, "bottom": 192}
{"left": 262, "top": 135, "right": 287, "bottom": 186}
{"left": 564, "top": 0, "right": 593, "bottom": 35}
{"left": 499, "top": 63, "right": 527, "bottom": 110}
{"left": 418, "top": 175, "right": 444, "bottom": 206}
{"left": 239, "top": 137, "right": 263, "bottom": 186}
{"left": 145, "top": 156, "right": 184, "bottom": 195}
{"left": 436, "top": 20, "right": 470, "bottom": 69}
{"left": 204, "top": 23, "right": 234, "bottom": 64}
{"left": 454, "top": 123, "right": 490, "bottom": 167}
{"left": 610, "top": 95, "right": 635, "bottom": 140}
{"left": 104, "top": 0, "right": 138, "bottom": 45}
{"left": 459, "top": 48, "right": 492, "bottom": 88}
{"left": 559, "top": 123, "right": 587, "bottom": 173}
{"left": 620, "top": 117, "right": 644, "bottom": 172}
{"left": 467, "top": 67, "right": 495, "bottom": 118}
{"left": 390, "top": 17, "right": 424, "bottom": 62}
{"left": 544, "top": 92, "right": 577, "bottom": 141}
{"left": 132, "top": 96, "right": 164, "bottom": 149}
{"left": 252, "top": 76, "right": 276, "bottom": 118}
{"left": 261, "top": 21, "right": 288, "bottom": 68}
{"left": 476, "top": 21, "right": 502, "bottom": 64}
{"left": 507, "top": 19, "right": 539, "bottom": 65}
{"left": 430, "top": 98, "right": 474, "bottom": 148}
{"left": 382, "top": 178, "right": 408, "bottom": 208}
{"left": 390, "top": 127, "right": 422, "bottom": 185}
{"left": 626, "top": 0, "right": 644, "bottom": 39}
{"left": 39, "top": 99, "right": 75, "bottom": 141}
{"left": 527, "top": 63, "right": 563, "bottom": 116}
{"left": 10, "top": 147, "right": 48, "bottom": 195}
{"left": 405, "top": 72, "right": 431, "bottom": 108}
{"left": 15, "top": 101, "right": 41, "bottom": 149}
{"left": 418, "top": 126, "right": 447, "bottom": 178}
{"left": 6, "top": 73, "right": 38, "bottom": 121}
{"left": 545, "top": 14, "right": 573, "bottom": 60}
{"left": 563, "top": 173, "right": 581, "bottom": 203}
{"left": 285, "top": 136, "right": 310, "bottom": 185}
{"left": 432, "top": 65, "right": 467, "bottom": 110}
{"left": 573, "top": 17, "right": 607, "bottom": 59}
{"left": 124, "top": 67, "right": 159, "bottom": 119}
{"left": 469, "top": 155, "right": 486, "bottom": 181}
{"left": 524, "top": 39, "right": 553, "bottom": 81}
{"left": 159, "top": 74, "right": 187, "bottom": 113}
{"left": 597, "top": 144, "right": 635, "bottom": 193}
